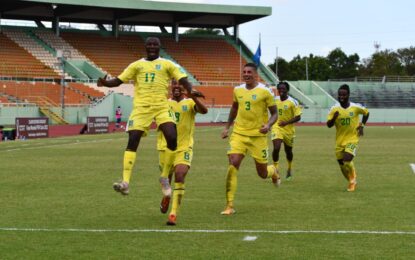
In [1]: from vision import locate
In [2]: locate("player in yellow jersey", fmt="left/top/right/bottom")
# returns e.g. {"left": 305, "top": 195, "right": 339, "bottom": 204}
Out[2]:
{"left": 157, "top": 80, "right": 208, "bottom": 225}
{"left": 271, "top": 81, "right": 302, "bottom": 180}
{"left": 327, "top": 84, "right": 369, "bottom": 192}
{"left": 97, "top": 37, "right": 193, "bottom": 196}
{"left": 221, "top": 63, "right": 280, "bottom": 215}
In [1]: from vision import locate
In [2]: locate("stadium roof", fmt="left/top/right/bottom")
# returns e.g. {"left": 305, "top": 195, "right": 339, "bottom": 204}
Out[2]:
{"left": 1, "top": 0, "right": 272, "bottom": 28}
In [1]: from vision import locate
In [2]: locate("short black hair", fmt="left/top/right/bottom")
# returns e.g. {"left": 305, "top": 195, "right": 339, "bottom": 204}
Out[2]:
{"left": 338, "top": 84, "right": 350, "bottom": 94}
{"left": 277, "top": 81, "right": 290, "bottom": 91}
{"left": 244, "top": 63, "right": 258, "bottom": 71}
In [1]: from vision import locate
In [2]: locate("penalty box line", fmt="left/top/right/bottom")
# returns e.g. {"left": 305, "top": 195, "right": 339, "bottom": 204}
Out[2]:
{"left": 1, "top": 227, "right": 415, "bottom": 235}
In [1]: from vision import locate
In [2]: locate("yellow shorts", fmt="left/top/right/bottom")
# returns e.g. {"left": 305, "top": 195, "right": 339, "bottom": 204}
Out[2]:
{"left": 271, "top": 128, "right": 295, "bottom": 147}
{"left": 159, "top": 149, "right": 193, "bottom": 170}
{"left": 227, "top": 132, "right": 268, "bottom": 164}
{"left": 335, "top": 142, "right": 358, "bottom": 160}
{"left": 126, "top": 104, "right": 175, "bottom": 136}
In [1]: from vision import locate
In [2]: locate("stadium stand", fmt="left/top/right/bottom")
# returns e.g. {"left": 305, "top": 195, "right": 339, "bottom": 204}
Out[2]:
{"left": 67, "top": 82, "right": 105, "bottom": 101}
{"left": 319, "top": 82, "right": 415, "bottom": 108}
{"left": 193, "top": 86, "right": 234, "bottom": 106}
{"left": 61, "top": 32, "right": 146, "bottom": 77}
{"left": 2, "top": 29, "right": 62, "bottom": 77}
{"left": 0, "top": 81, "right": 90, "bottom": 105}
{"left": 160, "top": 36, "right": 252, "bottom": 83}
{"left": 0, "top": 32, "right": 58, "bottom": 78}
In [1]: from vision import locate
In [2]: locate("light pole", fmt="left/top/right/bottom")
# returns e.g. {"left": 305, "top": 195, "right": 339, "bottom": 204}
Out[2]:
{"left": 57, "top": 49, "right": 71, "bottom": 119}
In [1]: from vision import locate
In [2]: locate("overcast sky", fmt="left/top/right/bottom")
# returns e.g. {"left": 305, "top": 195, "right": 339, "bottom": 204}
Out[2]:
{"left": 149, "top": 0, "right": 415, "bottom": 64}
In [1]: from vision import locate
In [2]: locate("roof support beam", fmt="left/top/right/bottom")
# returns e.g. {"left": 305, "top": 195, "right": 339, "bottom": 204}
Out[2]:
{"left": 159, "top": 26, "right": 168, "bottom": 33}
{"left": 53, "top": 16, "right": 60, "bottom": 36}
{"left": 112, "top": 19, "right": 119, "bottom": 38}
{"left": 233, "top": 24, "right": 239, "bottom": 43}
{"left": 173, "top": 22, "right": 179, "bottom": 42}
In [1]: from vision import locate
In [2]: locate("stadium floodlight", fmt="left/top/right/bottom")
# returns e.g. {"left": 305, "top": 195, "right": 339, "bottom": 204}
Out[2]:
{"left": 52, "top": 4, "right": 58, "bottom": 10}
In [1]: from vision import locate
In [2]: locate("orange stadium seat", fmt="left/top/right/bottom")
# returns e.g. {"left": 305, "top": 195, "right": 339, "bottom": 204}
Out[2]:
{"left": 0, "top": 33, "right": 59, "bottom": 78}
{"left": 61, "top": 33, "right": 146, "bottom": 76}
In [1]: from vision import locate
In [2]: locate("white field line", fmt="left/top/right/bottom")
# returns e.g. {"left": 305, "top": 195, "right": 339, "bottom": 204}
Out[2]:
{"left": 410, "top": 163, "right": 415, "bottom": 174}
{"left": 2, "top": 126, "right": 223, "bottom": 152}
{"left": 3, "top": 138, "right": 118, "bottom": 152}
{"left": 0, "top": 227, "right": 414, "bottom": 235}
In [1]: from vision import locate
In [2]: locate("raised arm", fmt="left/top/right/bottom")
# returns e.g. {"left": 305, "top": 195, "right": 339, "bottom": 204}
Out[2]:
{"left": 178, "top": 77, "right": 193, "bottom": 96}
{"left": 191, "top": 89, "right": 208, "bottom": 114}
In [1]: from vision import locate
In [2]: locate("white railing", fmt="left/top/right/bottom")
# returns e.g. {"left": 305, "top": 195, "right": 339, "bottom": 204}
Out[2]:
{"left": 329, "top": 76, "right": 415, "bottom": 83}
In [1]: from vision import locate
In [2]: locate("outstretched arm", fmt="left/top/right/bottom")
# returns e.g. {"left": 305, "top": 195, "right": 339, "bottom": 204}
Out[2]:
{"left": 97, "top": 75, "right": 123, "bottom": 88}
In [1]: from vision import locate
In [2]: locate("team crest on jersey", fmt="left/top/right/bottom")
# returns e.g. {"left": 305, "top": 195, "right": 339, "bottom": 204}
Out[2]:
{"left": 284, "top": 105, "right": 288, "bottom": 110}
{"left": 155, "top": 64, "right": 161, "bottom": 70}
{"left": 252, "top": 95, "right": 257, "bottom": 100}
{"left": 182, "top": 105, "right": 188, "bottom": 111}
{"left": 349, "top": 112, "right": 354, "bottom": 116}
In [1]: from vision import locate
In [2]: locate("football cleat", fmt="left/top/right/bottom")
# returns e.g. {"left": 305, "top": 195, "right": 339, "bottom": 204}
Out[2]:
{"left": 166, "top": 214, "right": 177, "bottom": 225}
{"left": 160, "top": 195, "right": 171, "bottom": 214}
{"left": 159, "top": 177, "right": 172, "bottom": 197}
{"left": 286, "top": 169, "right": 293, "bottom": 181}
{"left": 113, "top": 181, "right": 129, "bottom": 195}
{"left": 220, "top": 206, "right": 236, "bottom": 215}
{"left": 347, "top": 180, "right": 357, "bottom": 192}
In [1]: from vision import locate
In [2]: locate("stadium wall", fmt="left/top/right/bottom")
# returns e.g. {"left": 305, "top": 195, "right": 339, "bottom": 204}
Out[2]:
{"left": 1, "top": 92, "right": 415, "bottom": 125}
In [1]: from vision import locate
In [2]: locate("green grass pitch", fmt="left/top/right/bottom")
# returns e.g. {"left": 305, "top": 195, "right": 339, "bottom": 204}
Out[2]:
{"left": 0, "top": 126, "right": 414, "bottom": 259}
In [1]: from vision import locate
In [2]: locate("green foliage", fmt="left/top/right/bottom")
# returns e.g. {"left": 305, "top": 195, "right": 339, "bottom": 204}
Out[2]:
{"left": 268, "top": 46, "right": 415, "bottom": 80}
{"left": 360, "top": 49, "right": 405, "bottom": 76}
{"left": 0, "top": 126, "right": 415, "bottom": 258}
{"left": 397, "top": 46, "right": 415, "bottom": 76}
{"left": 327, "top": 48, "right": 360, "bottom": 79}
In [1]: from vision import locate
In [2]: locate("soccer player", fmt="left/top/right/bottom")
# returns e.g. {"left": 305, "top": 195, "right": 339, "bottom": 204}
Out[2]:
{"left": 221, "top": 63, "right": 280, "bottom": 215}
{"left": 327, "top": 84, "right": 369, "bottom": 192}
{"left": 97, "top": 37, "right": 193, "bottom": 196}
{"left": 157, "top": 80, "right": 208, "bottom": 225}
{"left": 271, "top": 81, "right": 302, "bottom": 180}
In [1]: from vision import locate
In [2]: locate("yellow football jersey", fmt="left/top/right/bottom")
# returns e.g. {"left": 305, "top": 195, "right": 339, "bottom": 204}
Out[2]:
{"left": 118, "top": 58, "right": 187, "bottom": 106}
{"left": 157, "top": 98, "right": 196, "bottom": 151}
{"left": 233, "top": 83, "right": 275, "bottom": 137}
{"left": 273, "top": 96, "right": 302, "bottom": 134}
{"left": 327, "top": 102, "right": 369, "bottom": 146}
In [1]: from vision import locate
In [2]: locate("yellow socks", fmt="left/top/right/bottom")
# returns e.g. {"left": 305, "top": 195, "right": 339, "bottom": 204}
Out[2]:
{"left": 273, "top": 161, "right": 279, "bottom": 171}
{"left": 161, "top": 149, "right": 175, "bottom": 178}
{"left": 339, "top": 164, "right": 349, "bottom": 180}
{"left": 343, "top": 161, "right": 356, "bottom": 182}
{"left": 122, "top": 151, "right": 136, "bottom": 183}
{"left": 225, "top": 165, "right": 238, "bottom": 206}
{"left": 170, "top": 182, "right": 185, "bottom": 215}
{"left": 266, "top": 165, "right": 277, "bottom": 179}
